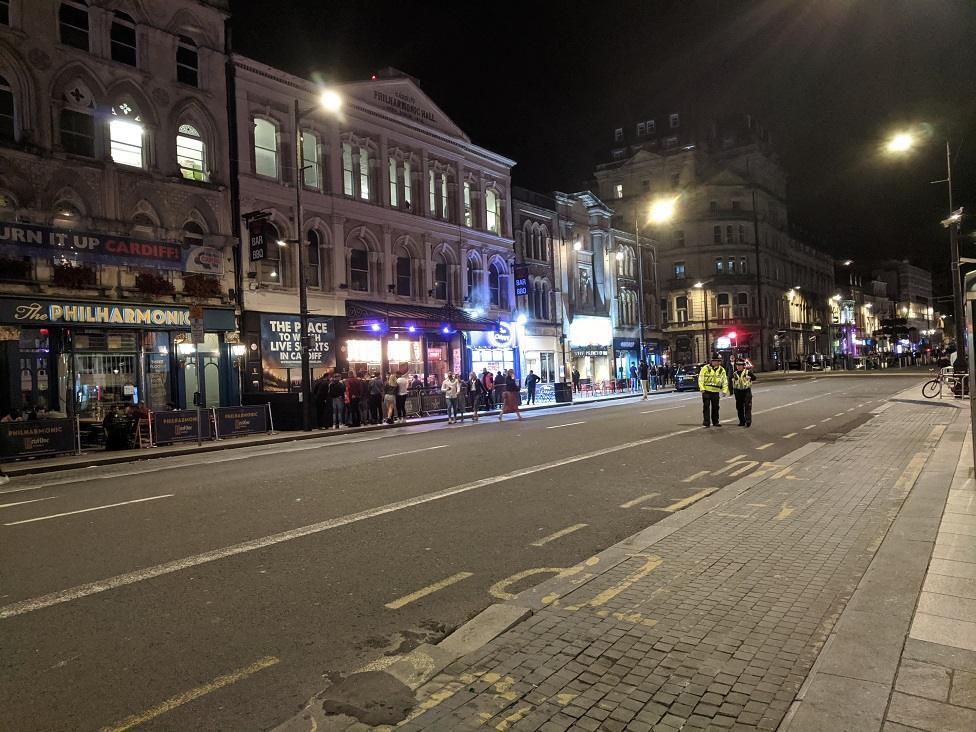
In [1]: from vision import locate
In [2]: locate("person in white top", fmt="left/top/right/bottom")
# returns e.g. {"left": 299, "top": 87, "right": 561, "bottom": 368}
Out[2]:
{"left": 395, "top": 373, "right": 410, "bottom": 422}
{"left": 441, "top": 372, "right": 462, "bottom": 423}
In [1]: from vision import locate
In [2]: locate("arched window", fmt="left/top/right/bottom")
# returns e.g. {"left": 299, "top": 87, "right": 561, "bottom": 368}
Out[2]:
{"left": 301, "top": 131, "right": 320, "bottom": 188}
{"left": 488, "top": 261, "right": 501, "bottom": 307}
{"left": 109, "top": 103, "right": 144, "bottom": 168}
{"left": 538, "top": 227, "right": 549, "bottom": 261}
{"left": 467, "top": 255, "right": 481, "bottom": 300}
{"left": 0, "top": 75, "right": 14, "bottom": 140}
{"left": 395, "top": 247, "right": 412, "bottom": 296}
{"left": 130, "top": 213, "right": 155, "bottom": 239}
{"left": 59, "top": 1, "right": 89, "bottom": 51}
{"left": 542, "top": 283, "right": 551, "bottom": 320}
{"left": 110, "top": 11, "right": 137, "bottom": 66}
{"left": 432, "top": 252, "right": 448, "bottom": 300}
{"left": 177, "top": 124, "right": 207, "bottom": 181}
{"left": 182, "top": 221, "right": 204, "bottom": 248}
{"left": 177, "top": 36, "right": 199, "bottom": 87}
{"left": 485, "top": 188, "right": 499, "bottom": 234}
{"left": 349, "top": 241, "right": 369, "bottom": 292}
{"left": 253, "top": 118, "right": 278, "bottom": 178}
{"left": 305, "top": 230, "right": 320, "bottom": 288}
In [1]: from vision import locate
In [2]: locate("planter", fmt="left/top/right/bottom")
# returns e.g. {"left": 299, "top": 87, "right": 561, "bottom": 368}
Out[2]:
{"left": 52, "top": 263, "right": 97, "bottom": 289}
{"left": 182, "top": 273, "right": 222, "bottom": 299}
{"left": 134, "top": 271, "right": 176, "bottom": 297}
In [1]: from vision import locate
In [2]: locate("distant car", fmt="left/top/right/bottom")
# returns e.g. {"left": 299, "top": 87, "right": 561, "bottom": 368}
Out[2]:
{"left": 674, "top": 363, "right": 704, "bottom": 391}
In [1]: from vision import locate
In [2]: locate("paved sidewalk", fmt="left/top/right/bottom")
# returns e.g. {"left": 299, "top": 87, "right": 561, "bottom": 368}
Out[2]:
{"left": 374, "top": 392, "right": 963, "bottom": 731}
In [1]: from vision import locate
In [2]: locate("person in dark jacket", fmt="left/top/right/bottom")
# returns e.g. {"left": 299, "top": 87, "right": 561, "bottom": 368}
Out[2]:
{"left": 328, "top": 373, "right": 345, "bottom": 429}
{"left": 465, "top": 371, "right": 487, "bottom": 420}
{"left": 525, "top": 370, "right": 539, "bottom": 404}
{"left": 732, "top": 360, "right": 757, "bottom": 427}
{"left": 313, "top": 374, "right": 331, "bottom": 429}
{"left": 639, "top": 360, "right": 650, "bottom": 399}
{"left": 571, "top": 367, "right": 581, "bottom": 393}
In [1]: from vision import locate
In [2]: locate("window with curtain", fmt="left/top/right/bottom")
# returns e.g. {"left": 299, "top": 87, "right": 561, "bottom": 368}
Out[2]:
{"left": 388, "top": 158, "right": 398, "bottom": 207}
{"left": 177, "top": 36, "right": 199, "bottom": 87}
{"left": 305, "top": 230, "right": 320, "bottom": 288}
{"left": 176, "top": 124, "right": 206, "bottom": 181}
{"left": 440, "top": 172, "right": 448, "bottom": 220}
{"left": 428, "top": 169, "right": 436, "bottom": 214}
{"left": 109, "top": 103, "right": 144, "bottom": 168}
{"left": 60, "top": 108, "right": 94, "bottom": 156}
{"left": 59, "top": 1, "right": 89, "bottom": 51}
{"left": 342, "top": 142, "right": 354, "bottom": 196}
{"left": 0, "top": 75, "right": 14, "bottom": 140}
{"left": 486, "top": 188, "right": 499, "bottom": 234}
{"left": 676, "top": 296, "right": 688, "bottom": 323}
{"left": 717, "top": 293, "right": 731, "bottom": 319}
{"left": 358, "top": 146, "right": 370, "bottom": 200}
{"left": 253, "top": 118, "right": 278, "bottom": 178}
{"left": 403, "top": 160, "right": 412, "bottom": 208}
{"left": 350, "top": 246, "right": 369, "bottom": 291}
{"left": 396, "top": 254, "right": 411, "bottom": 296}
{"left": 463, "top": 181, "right": 472, "bottom": 227}
{"left": 110, "top": 12, "right": 137, "bottom": 66}
{"left": 301, "top": 131, "right": 320, "bottom": 188}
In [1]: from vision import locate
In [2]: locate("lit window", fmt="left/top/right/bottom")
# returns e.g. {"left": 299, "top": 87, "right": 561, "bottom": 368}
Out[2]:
{"left": 342, "top": 142, "right": 354, "bottom": 196}
{"left": 674, "top": 262, "right": 685, "bottom": 279}
{"left": 485, "top": 188, "right": 499, "bottom": 234}
{"left": 614, "top": 183, "right": 623, "bottom": 199}
{"left": 676, "top": 296, "right": 688, "bottom": 323}
{"left": 358, "top": 146, "right": 370, "bottom": 200}
{"left": 176, "top": 124, "right": 206, "bottom": 181}
{"left": 109, "top": 104, "right": 144, "bottom": 168}
{"left": 669, "top": 113, "right": 680, "bottom": 128}
{"left": 60, "top": 108, "right": 94, "bottom": 156}
{"left": 59, "top": 1, "right": 89, "bottom": 51}
{"left": 403, "top": 160, "right": 412, "bottom": 208}
{"left": 428, "top": 169, "right": 435, "bottom": 214}
{"left": 110, "top": 12, "right": 137, "bottom": 66}
{"left": 253, "top": 118, "right": 278, "bottom": 178}
{"left": 440, "top": 172, "right": 448, "bottom": 220}
{"left": 463, "top": 181, "right": 472, "bottom": 227}
{"left": 0, "top": 75, "right": 14, "bottom": 140}
{"left": 646, "top": 119, "right": 655, "bottom": 133}
{"left": 739, "top": 257, "right": 747, "bottom": 273}
{"left": 350, "top": 246, "right": 369, "bottom": 291}
{"left": 388, "top": 157, "right": 398, "bottom": 207}
{"left": 715, "top": 257, "right": 724, "bottom": 273}
{"left": 305, "top": 230, "right": 320, "bottom": 288}
{"left": 177, "top": 36, "right": 199, "bottom": 87}
{"left": 613, "top": 127, "right": 623, "bottom": 141}
{"left": 728, "top": 257, "right": 735, "bottom": 273}
{"left": 301, "top": 131, "right": 319, "bottom": 188}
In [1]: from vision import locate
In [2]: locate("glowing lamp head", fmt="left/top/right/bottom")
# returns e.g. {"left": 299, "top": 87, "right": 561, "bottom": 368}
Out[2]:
{"left": 886, "top": 132, "right": 914, "bottom": 154}
{"left": 516, "top": 313, "right": 528, "bottom": 326}
{"left": 277, "top": 239, "right": 287, "bottom": 247}
{"left": 408, "top": 325, "right": 416, "bottom": 333}
{"left": 442, "top": 326, "right": 450, "bottom": 334}
{"left": 319, "top": 89, "right": 342, "bottom": 113}
{"left": 727, "top": 331, "right": 737, "bottom": 340}
{"left": 649, "top": 197, "right": 677, "bottom": 224}
{"left": 370, "top": 323, "right": 381, "bottom": 332}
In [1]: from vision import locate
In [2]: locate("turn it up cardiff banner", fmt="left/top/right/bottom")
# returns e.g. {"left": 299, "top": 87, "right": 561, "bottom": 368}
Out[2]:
{"left": 0, "top": 221, "right": 223, "bottom": 274}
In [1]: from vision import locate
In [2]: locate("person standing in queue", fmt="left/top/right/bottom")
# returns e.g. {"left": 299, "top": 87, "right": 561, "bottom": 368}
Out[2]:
{"left": 465, "top": 371, "right": 487, "bottom": 420}
{"left": 499, "top": 369, "right": 523, "bottom": 421}
{"left": 732, "top": 359, "right": 757, "bottom": 427}
{"left": 698, "top": 354, "right": 729, "bottom": 428}
{"left": 525, "top": 369, "right": 539, "bottom": 404}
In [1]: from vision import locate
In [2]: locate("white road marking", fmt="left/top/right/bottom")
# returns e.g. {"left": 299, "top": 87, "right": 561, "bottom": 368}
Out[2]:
{"left": 530, "top": 523, "right": 588, "bottom": 546}
{"left": 4, "top": 494, "right": 173, "bottom": 526}
{"left": 546, "top": 421, "right": 585, "bottom": 430}
{"left": 756, "top": 443, "right": 774, "bottom": 451}
{"left": 619, "top": 493, "right": 660, "bottom": 509}
{"left": 378, "top": 444, "right": 448, "bottom": 459}
{"left": 384, "top": 572, "right": 473, "bottom": 609}
{"left": 681, "top": 470, "right": 711, "bottom": 483}
{"left": 0, "top": 496, "right": 58, "bottom": 509}
{"left": 820, "top": 417, "right": 832, "bottom": 423}
{"left": 640, "top": 405, "right": 685, "bottom": 414}
{"left": 803, "top": 424, "right": 817, "bottom": 430}
{"left": 0, "top": 391, "right": 831, "bottom": 620}
{"left": 782, "top": 433, "right": 798, "bottom": 439}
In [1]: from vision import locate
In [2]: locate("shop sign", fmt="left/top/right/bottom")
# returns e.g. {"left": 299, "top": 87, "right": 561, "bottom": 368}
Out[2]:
{"left": 4, "top": 298, "right": 189, "bottom": 328}
{"left": 248, "top": 219, "right": 271, "bottom": 262}
{"left": 613, "top": 338, "right": 638, "bottom": 351}
{"left": 468, "top": 322, "right": 516, "bottom": 350}
{"left": 569, "top": 316, "right": 612, "bottom": 347}
{"left": 572, "top": 347, "right": 609, "bottom": 357}
{"left": 260, "top": 314, "right": 336, "bottom": 369}
{"left": 0, "top": 418, "right": 77, "bottom": 458}
{"left": 0, "top": 220, "right": 221, "bottom": 273}
{"left": 514, "top": 265, "right": 529, "bottom": 297}
{"left": 153, "top": 409, "right": 213, "bottom": 444}
{"left": 214, "top": 405, "right": 269, "bottom": 438}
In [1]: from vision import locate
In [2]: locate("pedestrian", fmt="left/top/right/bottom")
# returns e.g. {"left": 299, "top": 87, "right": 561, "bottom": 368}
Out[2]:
{"left": 571, "top": 367, "right": 581, "bottom": 393}
{"left": 732, "top": 359, "right": 757, "bottom": 427}
{"left": 441, "top": 372, "right": 461, "bottom": 423}
{"left": 630, "top": 364, "right": 639, "bottom": 391}
{"left": 312, "top": 373, "right": 330, "bottom": 429}
{"left": 328, "top": 373, "right": 345, "bottom": 429}
{"left": 0, "top": 465, "right": 8, "bottom": 486}
{"left": 525, "top": 369, "right": 539, "bottom": 404}
{"left": 383, "top": 374, "right": 398, "bottom": 424}
{"left": 638, "top": 360, "right": 649, "bottom": 400}
{"left": 367, "top": 371, "right": 383, "bottom": 425}
{"left": 499, "top": 368, "right": 523, "bottom": 421}
{"left": 481, "top": 369, "right": 495, "bottom": 410}
{"left": 698, "top": 353, "right": 729, "bottom": 428}
{"left": 465, "top": 371, "right": 487, "bottom": 420}
{"left": 396, "top": 371, "right": 410, "bottom": 422}
{"left": 345, "top": 371, "right": 363, "bottom": 427}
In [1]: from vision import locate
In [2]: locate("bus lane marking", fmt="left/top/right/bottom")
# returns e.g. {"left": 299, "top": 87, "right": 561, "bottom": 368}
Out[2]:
{"left": 530, "top": 524, "right": 588, "bottom": 546}
{"left": 681, "top": 470, "right": 711, "bottom": 483}
{"left": 4, "top": 494, "right": 173, "bottom": 526}
{"left": 384, "top": 572, "right": 474, "bottom": 609}
{"left": 782, "top": 433, "right": 797, "bottom": 439}
{"left": 619, "top": 493, "right": 659, "bottom": 509}
{"left": 756, "top": 443, "right": 774, "bottom": 451}
{"left": 656, "top": 488, "right": 719, "bottom": 513}
{"left": 490, "top": 568, "right": 566, "bottom": 601}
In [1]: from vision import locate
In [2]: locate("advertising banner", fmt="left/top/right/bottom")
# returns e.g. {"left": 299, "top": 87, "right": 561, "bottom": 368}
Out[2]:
{"left": 260, "top": 314, "right": 336, "bottom": 369}
{"left": 0, "top": 418, "right": 77, "bottom": 459}
{"left": 214, "top": 405, "right": 269, "bottom": 438}
{"left": 152, "top": 409, "right": 213, "bottom": 444}
{"left": 0, "top": 220, "right": 222, "bottom": 273}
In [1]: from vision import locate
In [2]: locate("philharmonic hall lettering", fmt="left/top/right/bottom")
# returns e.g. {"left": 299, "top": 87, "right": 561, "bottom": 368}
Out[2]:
{"left": 12, "top": 301, "right": 190, "bottom": 327}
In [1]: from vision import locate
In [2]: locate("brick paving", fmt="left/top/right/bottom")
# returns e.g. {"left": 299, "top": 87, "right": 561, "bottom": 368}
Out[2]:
{"left": 391, "top": 399, "right": 957, "bottom": 731}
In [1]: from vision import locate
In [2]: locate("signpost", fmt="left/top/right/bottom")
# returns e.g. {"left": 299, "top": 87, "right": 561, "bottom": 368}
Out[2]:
{"left": 189, "top": 304, "right": 205, "bottom": 446}
{"left": 248, "top": 218, "right": 270, "bottom": 262}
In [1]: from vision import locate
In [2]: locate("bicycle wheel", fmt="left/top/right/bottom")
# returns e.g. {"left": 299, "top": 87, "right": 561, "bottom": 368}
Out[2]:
{"left": 921, "top": 379, "right": 942, "bottom": 399}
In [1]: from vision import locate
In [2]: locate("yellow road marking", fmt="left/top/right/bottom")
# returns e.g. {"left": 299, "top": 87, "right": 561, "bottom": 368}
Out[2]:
{"left": 681, "top": 470, "right": 711, "bottom": 483}
{"left": 495, "top": 705, "right": 532, "bottom": 730}
{"left": 662, "top": 488, "right": 718, "bottom": 513}
{"left": 714, "top": 460, "right": 758, "bottom": 477}
{"left": 726, "top": 453, "right": 747, "bottom": 462}
{"left": 756, "top": 443, "right": 774, "bottom": 451}
{"left": 783, "top": 432, "right": 797, "bottom": 438}
{"left": 530, "top": 523, "right": 587, "bottom": 546}
{"left": 892, "top": 453, "right": 929, "bottom": 496}
{"left": 620, "top": 493, "right": 659, "bottom": 508}
{"left": 384, "top": 572, "right": 473, "bottom": 609}
{"left": 775, "top": 504, "right": 795, "bottom": 520}
{"left": 99, "top": 656, "right": 279, "bottom": 732}
{"left": 820, "top": 417, "right": 832, "bottom": 423}
{"left": 569, "top": 555, "right": 663, "bottom": 609}
{"left": 803, "top": 424, "right": 816, "bottom": 430}
{"left": 489, "top": 567, "right": 565, "bottom": 600}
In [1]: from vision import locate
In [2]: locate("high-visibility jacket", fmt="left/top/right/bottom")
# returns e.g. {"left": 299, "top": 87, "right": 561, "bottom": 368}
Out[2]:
{"left": 698, "top": 365, "right": 729, "bottom": 394}
{"left": 732, "top": 369, "right": 756, "bottom": 391}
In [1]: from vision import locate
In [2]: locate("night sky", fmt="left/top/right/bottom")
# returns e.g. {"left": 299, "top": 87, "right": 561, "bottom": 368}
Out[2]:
{"left": 230, "top": 0, "right": 976, "bottom": 290}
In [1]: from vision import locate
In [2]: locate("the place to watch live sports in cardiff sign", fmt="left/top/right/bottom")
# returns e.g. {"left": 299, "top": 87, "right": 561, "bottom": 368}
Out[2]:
{"left": 0, "top": 221, "right": 223, "bottom": 274}
{"left": 260, "top": 314, "right": 337, "bottom": 370}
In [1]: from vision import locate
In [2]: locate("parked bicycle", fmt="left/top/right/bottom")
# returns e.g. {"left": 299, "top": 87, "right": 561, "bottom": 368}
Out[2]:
{"left": 922, "top": 367, "right": 966, "bottom": 399}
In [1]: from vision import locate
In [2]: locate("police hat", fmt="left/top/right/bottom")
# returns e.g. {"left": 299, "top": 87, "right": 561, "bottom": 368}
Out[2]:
{"left": 734, "top": 359, "right": 746, "bottom": 366}
{"left": 709, "top": 353, "right": 722, "bottom": 361}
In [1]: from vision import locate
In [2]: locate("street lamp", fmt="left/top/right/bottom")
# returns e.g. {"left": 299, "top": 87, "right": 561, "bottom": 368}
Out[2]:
{"left": 636, "top": 198, "right": 673, "bottom": 365}
{"left": 291, "top": 88, "right": 342, "bottom": 431}
{"left": 694, "top": 280, "right": 712, "bottom": 359}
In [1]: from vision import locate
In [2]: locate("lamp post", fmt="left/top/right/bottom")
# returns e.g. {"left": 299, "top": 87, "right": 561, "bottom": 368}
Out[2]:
{"left": 290, "top": 89, "right": 342, "bottom": 431}
{"left": 639, "top": 197, "right": 674, "bottom": 365}
{"left": 694, "top": 280, "right": 711, "bottom": 359}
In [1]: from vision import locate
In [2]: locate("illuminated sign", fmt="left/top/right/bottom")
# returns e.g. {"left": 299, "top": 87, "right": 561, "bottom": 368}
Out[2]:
{"left": 569, "top": 316, "right": 612, "bottom": 347}
{"left": 468, "top": 322, "right": 517, "bottom": 350}
{"left": 514, "top": 264, "right": 529, "bottom": 297}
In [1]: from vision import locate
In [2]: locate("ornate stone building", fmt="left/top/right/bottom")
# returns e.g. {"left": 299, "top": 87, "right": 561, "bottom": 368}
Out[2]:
{"left": 0, "top": 0, "right": 237, "bottom": 420}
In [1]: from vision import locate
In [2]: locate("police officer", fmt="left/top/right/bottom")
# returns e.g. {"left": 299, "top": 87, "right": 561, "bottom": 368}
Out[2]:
{"left": 732, "top": 359, "right": 757, "bottom": 427}
{"left": 698, "top": 354, "right": 729, "bottom": 427}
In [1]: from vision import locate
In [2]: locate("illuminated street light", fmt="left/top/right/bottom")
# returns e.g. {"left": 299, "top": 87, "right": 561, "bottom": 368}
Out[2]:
{"left": 516, "top": 313, "right": 528, "bottom": 326}
{"left": 886, "top": 132, "right": 915, "bottom": 154}
{"left": 320, "top": 89, "right": 343, "bottom": 113}
{"left": 694, "top": 281, "right": 705, "bottom": 288}
{"left": 648, "top": 197, "right": 677, "bottom": 224}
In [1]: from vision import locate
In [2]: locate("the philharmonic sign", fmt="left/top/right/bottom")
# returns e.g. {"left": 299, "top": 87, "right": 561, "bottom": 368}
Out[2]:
{"left": 6, "top": 299, "right": 190, "bottom": 328}
{"left": 0, "top": 418, "right": 77, "bottom": 458}
{"left": 0, "top": 220, "right": 223, "bottom": 273}
{"left": 153, "top": 409, "right": 213, "bottom": 444}
{"left": 214, "top": 405, "right": 269, "bottom": 438}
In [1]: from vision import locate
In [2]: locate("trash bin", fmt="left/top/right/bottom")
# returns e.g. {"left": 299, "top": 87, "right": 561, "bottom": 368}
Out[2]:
{"left": 554, "top": 382, "right": 574, "bottom": 403}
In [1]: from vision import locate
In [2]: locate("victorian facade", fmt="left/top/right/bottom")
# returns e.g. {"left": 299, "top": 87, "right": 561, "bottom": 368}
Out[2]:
{"left": 594, "top": 113, "right": 833, "bottom": 368}
{"left": 231, "top": 59, "right": 515, "bottom": 401}
{"left": 0, "top": 0, "right": 237, "bottom": 422}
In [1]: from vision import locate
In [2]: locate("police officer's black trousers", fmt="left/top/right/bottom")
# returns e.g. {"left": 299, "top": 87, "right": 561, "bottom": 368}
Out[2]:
{"left": 701, "top": 391, "right": 721, "bottom": 426}
{"left": 734, "top": 388, "right": 753, "bottom": 425}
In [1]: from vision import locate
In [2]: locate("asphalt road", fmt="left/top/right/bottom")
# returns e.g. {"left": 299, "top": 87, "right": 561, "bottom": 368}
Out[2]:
{"left": 0, "top": 374, "right": 923, "bottom": 731}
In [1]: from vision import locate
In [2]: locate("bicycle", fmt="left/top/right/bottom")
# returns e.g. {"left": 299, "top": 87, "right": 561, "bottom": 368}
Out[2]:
{"left": 921, "top": 367, "right": 963, "bottom": 399}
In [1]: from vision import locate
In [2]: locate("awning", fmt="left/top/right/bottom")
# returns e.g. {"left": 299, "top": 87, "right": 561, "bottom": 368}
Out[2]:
{"left": 344, "top": 300, "right": 499, "bottom": 332}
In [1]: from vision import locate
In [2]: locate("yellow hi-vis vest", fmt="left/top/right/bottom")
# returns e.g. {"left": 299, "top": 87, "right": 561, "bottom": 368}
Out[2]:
{"left": 698, "top": 365, "right": 728, "bottom": 394}
{"left": 732, "top": 369, "right": 754, "bottom": 390}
